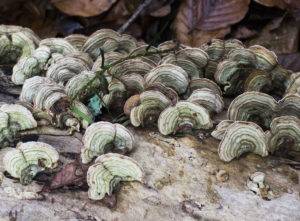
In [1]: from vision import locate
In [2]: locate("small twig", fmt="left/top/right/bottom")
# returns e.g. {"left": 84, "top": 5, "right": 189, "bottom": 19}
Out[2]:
{"left": 118, "top": 0, "right": 153, "bottom": 34}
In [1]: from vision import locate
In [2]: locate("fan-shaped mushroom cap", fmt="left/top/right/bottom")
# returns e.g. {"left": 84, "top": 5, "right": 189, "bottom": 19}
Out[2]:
{"left": 188, "top": 78, "right": 222, "bottom": 97}
{"left": 211, "top": 120, "right": 234, "bottom": 140}
{"left": 158, "top": 101, "right": 213, "bottom": 135}
{"left": 129, "top": 45, "right": 161, "bottom": 64}
{"left": 20, "top": 76, "right": 56, "bottom": 103}
{"left": 102, "top": 79, "right": 127, "bottom": 112}
{"left": 201, "top": 39, "right": 244, "bottom": 79}
{"left": 72, "top": 100, "right": 94, "bottom": 129}
{"left": 228, "top": 92, "right": 277, "bottom": 129}
{"left": 285, "top": 72, "right": 300, "bottom": 95}
{"left": 124, "top": 94, "right": 141, "bottom": 116}
{"left": 218, "top": 121, "right": 268, "bottom": 162}
{"left": 157, "top": 40, "right": 180, "bottom": 53}
{"left": 82, "top": 29, "right": 137, "bottom": 60}
{"left": 215, "top": 49, "right": 257, "bottom": 95}
{"left": 64, "top": 34, "right": 87, "bottom": 50}
{"left": 87, "top": 153, "right": 144, "bottom": 200}
{"left": 39, "top": 38, "right": 77, "bottom": 55}
{"left": 244, "top": 70, "right": 272, "bottom": 93}
{"left": 278, "top": 94, "right": 300, "bottom": 119}
{"left": 108, "top": 58, "right": 156, "bottom": 78}
{"left": 120, "top": 73, "right": 145, "bottom": 96}
{"left": 46, "top": 56, "right": 90, "bottom": 84}
{"left": 65, "top": 71, "right": 100, "bottom": 100}
{"left": 33, "top": 84, "right": 68, "bottom": 112}
{"left": 11, "top": 56, "right": 41, "bottom": 85}
{"left": 0, "top": 25, "right": 39, "bottom": 64}
{"left": 3, "top": 142, "right": 59, "bottom": 184}
{"left": 130, "top": 90, "right": 172, "bottom": 127}
{"left": 0, "top": 104, "right": 37, "bottom": 130}
{"left": 160, "top": 54, "right": 201, "bottom": 79}
{"left": 248, "top": 45, "right": 277, "bottom": 71}
{"left": 145, "top": 64, "right": 189, "bottom": 95}
{"left": 92, "top": 52, "right": 124, "bottom": 72}
{"left": 82, "top": 29, "right": 120, "bottom": 59}
{"left": 65, "top": 52, "right": 94, "bottom": 69}
{"left": 160, "top": 48, "right": 208, "bottom": 80}
{"left": 266, "top": 116, "right": 300, "bottom": 153}
{"left": 187, "top": 89, "right": 224, "bottom": 115}
{"left": 145, "top": 82, "right": 178, "bottom": 105}
{"left": 81, "top": 122, "right": 134, "bottom": 164}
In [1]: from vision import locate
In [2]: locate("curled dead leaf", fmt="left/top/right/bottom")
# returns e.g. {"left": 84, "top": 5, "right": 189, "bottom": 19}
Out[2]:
{"left": 171, "top": 0, "right": 250, "bottom": 46}
{"left": 254, "top": 0, "right": 300, "bottom": 10}
{"left": 51, "top": 0, "right": 117, "bottom": 17}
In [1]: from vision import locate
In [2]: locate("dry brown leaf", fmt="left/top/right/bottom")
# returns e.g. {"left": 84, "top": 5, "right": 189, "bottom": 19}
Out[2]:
{"left": 254, "top": 0, "right": 287, "bottom": 9}
{"left": 254, "top": 0, "right": 300, "bottom": 9}
{"left": 245, "top": 17, "right": 300, "bottom": 54}
{"left": 278, "top": 53, "right": 300, "bottom": 71}
{"left": 51, "top": 0, "right": 117, "bottom": 17}
{"left": 171, "top": 0, "right": 249, "bottom": 47}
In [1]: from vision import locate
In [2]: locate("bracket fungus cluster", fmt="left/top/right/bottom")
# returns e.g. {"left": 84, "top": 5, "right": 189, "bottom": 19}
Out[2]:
{"left": 217, "top": 121, "right": 268, "bottom": 162}
{"left": 0, "top": 103, "right": 37, "bottom": 148}
{"left": 228, "top": 91, "right": 300, "bottom": 129}
{"left": 81, "top": 122, "right": 134, "bottom": 164}
{"left": 87, "top": 153, "right": 144, "bottom": 201}
{"left": 0, "top": 25, "right": 40, "bottom": 65}
{"left": 20, "top": 76, "right": 93, "bottom": 132}
{"left": 3, "top": 142, "right": 59, "bottom": 185}
{"left": 213, "top": 117, "right": 300, "bottom": 162}
{"left": 3, "top": 24, "right": 300, "bottom": 207}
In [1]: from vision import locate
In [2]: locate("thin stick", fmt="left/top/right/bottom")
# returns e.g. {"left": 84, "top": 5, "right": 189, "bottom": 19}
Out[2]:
{"left": 118, "top": 0, "right": 153, "bottom": 34}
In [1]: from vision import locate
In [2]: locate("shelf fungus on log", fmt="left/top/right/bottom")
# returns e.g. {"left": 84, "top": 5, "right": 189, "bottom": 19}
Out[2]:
{"left": 107, "top": 58, "right": 156, "bottom": 79}
{"left": 92, "top": 52, "right": 124, "bottom": 72}
{"left": 64, "top": 34, "right": 87, "bottom": 50}
{"left": 46, "top": 55, "right": 91, "bottom": 85}
{"left": 187, "top": 89, "right": 224, "bottom": 115}
{"left": 120, "top": 73, "right": 145, "bottom": 97}
{"left": 214, "top": 45, "right": 280, "bottom": 96}
{"left": 3, "top": 141, "right": 59, "bottom": 185}
{"left": 228, "top": 92, "right": 277, "bottom": 129}
{"left": 201, "top": 39, "right": 245, "bottom": 79}
{"left": 218, "top": 121, "right": 268, "bottom": 162}
{"left": 0, "top": 103, "right": 37, "bottom": 147}
{"left": 160, "top": 48, "right": 208, "bottom": 79}
{"left": 82, "top": 29, "right": 137, "bottom": 60}
{"left": 285, "top": 72, "right": 300, "bottom": 95}
{"left": 158, "top": 101, "right": 213, "bottom": 135}
{"left": 33, "top": 84, "right": 92, "bottom": 131}
{"left": 87, "top": 153, "right": 144, "bottom": 201}
{"left": 81, "top": 122, "right": 134, "bottom": 164}
{"left": 65, "top": 71, "right": 101, "bottom": 101}
{"left": 12, "top": 38, "right": 78, "bottom": 85}
{"left": 102, "top": 79, "right": 127, "bottom": 113}
{"left": 211, "top": 120, "right": 234, "bottom": 140}
{"left": 0, "top": 25, "right": 40, "bottom": 65}
{"left": 39, "top": 38, "right": 77, "bottom": 56}
{"left": 188, "top": 78, "right": 222, "bottom": 97}
{"left": 129, "top": 90, "right": 172, "bottom": 127}
{"left": 228, "top": 92, "right": 300, "bottom": 129}
{"left": 20, "top": 76, "right": 56, "bottom": 103}
{"left": 144, "top": 64, "right": 189, "bottom": 95}
{"left": 129, "top": 46, "right": 161, "bottom": 64}
{"left": 266, "top": 116, "right": 300, "bottom": 153}
{"left": 278, "top": 94, "right": 300, "bottom": 120}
